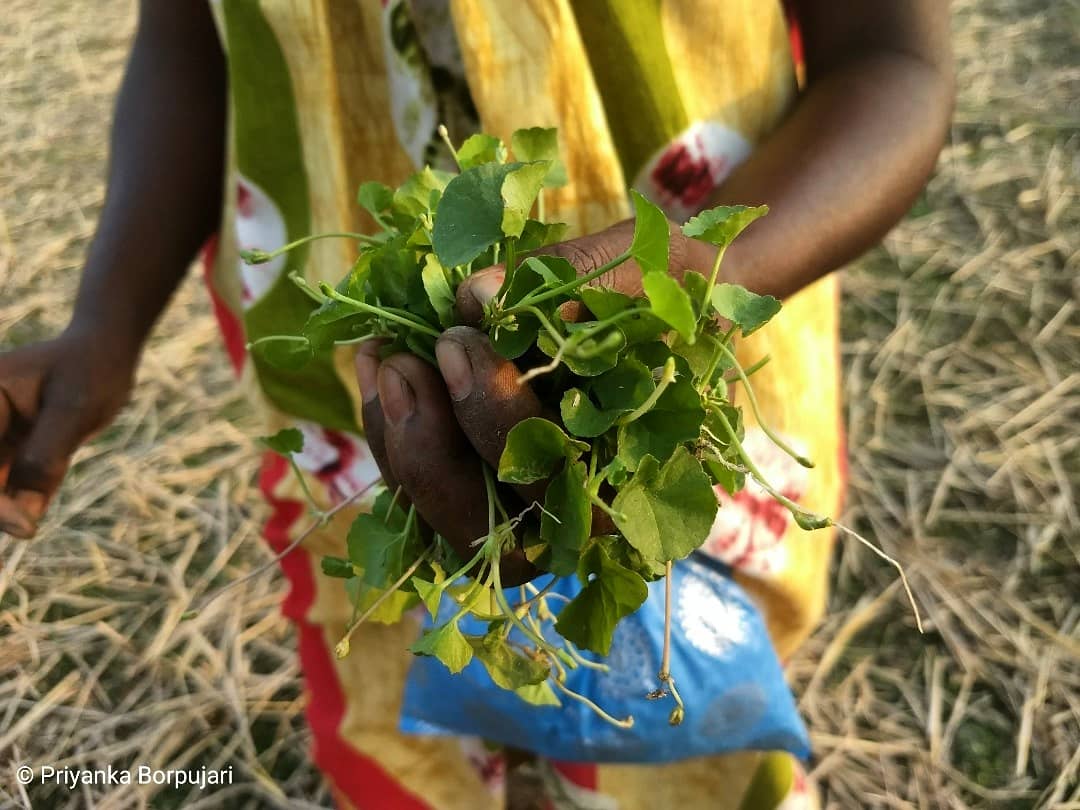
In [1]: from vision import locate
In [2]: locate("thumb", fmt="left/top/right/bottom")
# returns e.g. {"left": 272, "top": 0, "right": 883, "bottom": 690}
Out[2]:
{"left": 456, "top": 225, "right": 637, "bottom": 325}
{"left": 7, "top": 393, "right": 92, "bottom": 521}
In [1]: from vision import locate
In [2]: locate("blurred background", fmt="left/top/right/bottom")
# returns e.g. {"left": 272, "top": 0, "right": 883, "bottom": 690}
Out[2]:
{"left": 1, "top": 0, "right": 1077, "bottom": 807}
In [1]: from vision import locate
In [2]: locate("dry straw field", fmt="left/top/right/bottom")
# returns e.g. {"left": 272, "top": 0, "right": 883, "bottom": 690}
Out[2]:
{"left": 1, "top": 0, "right": 1077, "bottom": 807}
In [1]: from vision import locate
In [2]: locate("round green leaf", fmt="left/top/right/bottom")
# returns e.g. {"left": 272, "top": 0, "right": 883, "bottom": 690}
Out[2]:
{"left": 612, "top": 447, "right": 718, "bottom": 563}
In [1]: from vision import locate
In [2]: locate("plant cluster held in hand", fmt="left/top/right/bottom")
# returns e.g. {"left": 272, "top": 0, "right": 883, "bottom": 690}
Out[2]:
{"left": 239, "top": 127, "right": 905, "bottom": 729}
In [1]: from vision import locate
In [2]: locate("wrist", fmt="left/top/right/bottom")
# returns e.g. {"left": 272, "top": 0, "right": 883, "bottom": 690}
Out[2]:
{"left": 63, "top": 310, "right": 145, "bottom": 368}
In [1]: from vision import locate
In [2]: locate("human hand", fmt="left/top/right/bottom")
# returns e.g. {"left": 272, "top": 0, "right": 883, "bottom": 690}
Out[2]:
{"left": 0, "top": 328, "right": 136, "bottom": 538}
{"left": 353, "top": 218, "right": 714, "bottom": 585}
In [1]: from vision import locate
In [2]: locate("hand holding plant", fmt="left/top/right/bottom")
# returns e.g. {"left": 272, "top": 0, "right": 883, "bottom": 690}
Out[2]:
{"left": 223, "top": 127, "right": 919, "bottom": 728}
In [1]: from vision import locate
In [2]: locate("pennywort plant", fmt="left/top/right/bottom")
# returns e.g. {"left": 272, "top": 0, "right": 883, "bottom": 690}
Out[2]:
{"left": 231, "top": 126, "right": 920, "bottom": 728}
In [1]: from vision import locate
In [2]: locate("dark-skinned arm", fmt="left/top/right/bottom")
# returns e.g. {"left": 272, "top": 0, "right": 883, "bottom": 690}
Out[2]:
{"left": 70, "top": 0, "right": 227, "bottom": 354}
{"left": 714, "top": 0, "right": 955, "bottom": 298}
{"left": 350, "top": 1, "right": 955, "bottom": 575}
{"left": 0, "top": 0, "right": 226, "bottom": 537}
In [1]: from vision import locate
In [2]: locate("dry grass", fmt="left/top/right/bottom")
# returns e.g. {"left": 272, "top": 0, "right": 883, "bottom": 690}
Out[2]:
{"left": 0, "top": 0, "right": 1077, "bottom": 807}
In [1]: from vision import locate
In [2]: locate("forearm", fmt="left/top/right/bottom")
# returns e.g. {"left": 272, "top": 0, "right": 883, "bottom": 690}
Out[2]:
{"left": 70, "top": 1, "right": 227, "bottom": 355}
{"left": 712, "top": 51, "right": 954, "bottom": 299}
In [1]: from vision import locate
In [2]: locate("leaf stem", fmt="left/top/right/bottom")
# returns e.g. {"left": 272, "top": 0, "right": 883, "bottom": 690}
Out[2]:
{"left": 617, "top": 357, "right": 676, "bottom": 425}
{"left": 483, "top": 467, "right": 565, "bottom": 659}
{"left": 551, "top": 679, "right": 634, "bottom": 729}
{"left": 385, "top": 485, "right": 405, "bottom": 523}
{"left": 246, "top": 335, "right": 308, "bottom": 351}
{"left": 514, "top": 250, "right": 632, "bottom": 309}
{"left": 240, "top": 232, "right": 380, "bottom": 265}
{"left": 520, "top": 305, "right": 566, "bottom": 349}
{"left": 438, "top": 124, "right": 461, "bottom": 170}
{"left": 715, "top": 342, "right": 813, "bottom": 468}
{"left": 660, "top": 560, "right": 673, "bottom": 680}
{"left": 289, "top": 271, "right": 326, "bottom": 304}
{"left": 516, "top": 342, "right": 569, "bottom": 386}
{"left": 335, "top": 546, "right": 434, "bottom": 658}
{"left": 288, "top": 457, "right": 322, "bottom": 517}
{"left": 521, "top": 579, "right": 559, "bottom": 610}
{"left": 699, "top": 330, "right": 735, "bottom": 387}
{"left": 492, "top": 559, "right": 563, "bottom": 660}
{"left": 183, "top": 478, "right": 381, "bottom": 620}
{"left": 586, "top": 491, "right": 627, "bottom": 525}
{"left": 710, "top": 406, "right": 810, "bottom": 518}
{"left": 563, "top": 640, "right": 610, "bottom": 672}
{"left": 831, "top": 521, "right": 925, "bottom": 634}
{"left": 709, "top": 403, "right": 925, "bottom": 631}
{"left": 701, "top": 245, "right": 728, "bottom": 314}
{"left": 504, "top": 236, "right": 517, "bottom": 290}
{"left": 727, "top": 353, "right": 770, "bottom": 381}
{"left": 447, "top": 540, "right": 491, "bottom": 583}
{"left": 319, "top": 284, "right": 442, "bottom": 339}
{"left": 708, "top": 417, "right": 925, "bottom": 635}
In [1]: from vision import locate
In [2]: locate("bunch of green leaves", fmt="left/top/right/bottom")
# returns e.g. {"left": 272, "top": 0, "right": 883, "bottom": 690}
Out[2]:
{"left": 247, "top": 127, "right": 836, "bottom": 728}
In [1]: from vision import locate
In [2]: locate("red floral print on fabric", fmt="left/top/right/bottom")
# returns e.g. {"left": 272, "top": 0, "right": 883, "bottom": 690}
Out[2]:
{"left": 234, "top": 176, "right": 288, "bottom": 308}
{"left": 236, "top": 181, "right": 254, "bottom": 218}
{"left": 458, "top": 737, "right": 506, "bottom": 797}
{"left": 633, "top": 121, "right": 752, "bottom": 222}
{"left": 540, "top": 760, "right": 616, "bottom": 810}
{"left": 702, "top": 428, "right": 809, "bottom": 578}
{"left": 259, "top": 452, "right": 432, "bottom": 810}
{"left": 199, "top": 234, "right": 247, "bottom": 375}
{"left": 650, "top": 133, "right": 729, "bottom": 213}
{"left": 290, "top": 422, "right": 382, "bottom": 507}
{"left": 776, "top": 758, "right": 815, "bottom": 809}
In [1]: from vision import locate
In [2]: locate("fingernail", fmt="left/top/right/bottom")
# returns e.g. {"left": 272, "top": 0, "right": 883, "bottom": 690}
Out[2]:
{"left": 0, "top": 521, "right": 34, "bottom": 539}
{"left": 436, "top": 339, "right": 473, "bottom": 401}
{"left": 0, "top": 505, "right": 35, "bottom": 539}
{"left": 15, "top": 491, "right": 47, "bottom": 522}
{"left": 469, "top": 270, "right": 504, "bottom": 308}
{"left": 378, "top": 366, "right": 415, "bottom": 424}
{"left": 355, "top": 347, "right": 381, "bottom": 404}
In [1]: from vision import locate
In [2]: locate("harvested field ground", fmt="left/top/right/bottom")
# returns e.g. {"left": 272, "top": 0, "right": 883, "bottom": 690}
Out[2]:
{"left": 1, "top": 0, "right": 1077, "bottom": 807}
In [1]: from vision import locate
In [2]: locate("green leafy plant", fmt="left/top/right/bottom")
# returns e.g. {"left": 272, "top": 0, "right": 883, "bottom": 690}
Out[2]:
{"left": 220, "top": 126, "right": 920, "bottom": 728}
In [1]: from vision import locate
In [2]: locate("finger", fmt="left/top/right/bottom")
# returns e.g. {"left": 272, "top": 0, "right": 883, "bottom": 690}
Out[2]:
{"left": 377, "top": 353, "right": 535, "bottom": 585}
{"left": 354, "top": 339, "right": 397, "bottom": 491}
{"left": 0, "top": 493, "right": 36, "bottom": 538}
{"left": 457, "top": 225, "right": 638, "bottom": 327}
{"left": 0, "top": 362, "right": 44, "bottom": 537}
{"left": 458, "top": 220, "right": 712, "bottom": 323}
{"left": 455, "top": 265, "right": 504, "bottom": 326}
{"left": 0, "top": 387, "right": 10, "bottom": 440}
{"left": 3, "top": 398, "right": 88, "bottom": 537}
{"left": 0, "top": 388, "right": 14, "bottom": 469}
{"left": 434, "top": 327, "right": 547, "bottom": 505}
{"left": 6, "top": 398, "right": 85, "bottom": 511}
{"left": 0, "top": 371, "right": 35, "bottom": 470}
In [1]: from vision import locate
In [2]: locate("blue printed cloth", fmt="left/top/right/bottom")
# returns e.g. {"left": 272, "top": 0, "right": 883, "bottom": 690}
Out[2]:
{"left": 400, "top": 554, "right": 809, "bottom": 763}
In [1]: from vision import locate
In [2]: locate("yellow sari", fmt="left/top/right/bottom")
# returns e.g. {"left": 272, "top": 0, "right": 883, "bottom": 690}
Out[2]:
{"left": 204, "top": 1, "right": 840, "bottom": 806}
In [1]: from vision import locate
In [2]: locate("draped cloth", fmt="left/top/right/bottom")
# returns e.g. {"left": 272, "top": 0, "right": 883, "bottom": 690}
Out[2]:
{"left": 203, "top": 1, "right": 841, "bottom": 806}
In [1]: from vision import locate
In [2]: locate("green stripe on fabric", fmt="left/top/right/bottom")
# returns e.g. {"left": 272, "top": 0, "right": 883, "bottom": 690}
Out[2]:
{"left": 222, "top": 0, "right": 357, "bottom": 432}
{"left": 567, "top": 0, "right": 689, "bottom": 181}
{"left": 737, "top": 752, "right": 796, "bottom": 810}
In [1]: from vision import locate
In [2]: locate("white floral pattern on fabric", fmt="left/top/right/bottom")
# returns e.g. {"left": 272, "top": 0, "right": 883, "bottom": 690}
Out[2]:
{"left": 539, "top": 762, "right": 620, "bottom": 810}
{"left": 776, "top": 759, "right": 815, "bottom": 810}
{"left": 677, "top": 566, "right": 751, "bottom": 659}
{"left": 291, "top": 422, "right": 382, "bottom": 506}
{"left": 632, "top": 120, "right": 752, "bottom": 222}
{"left": 457, "top": 737, "right": 505, "bottom": 797}
{"left": 702, "top": 427, "right": 810, "bottom": 578}
{"left": 597, "top": 620, "right": 659, "bottom": 702}
{"left": 381, "top": 0, "right": 439, "bottom": 169}
{"left": 235, "top": 175, "right": 287, "bottom": 308}
{"left": 697, "top": 682, "right": 768, "bottom": 738}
